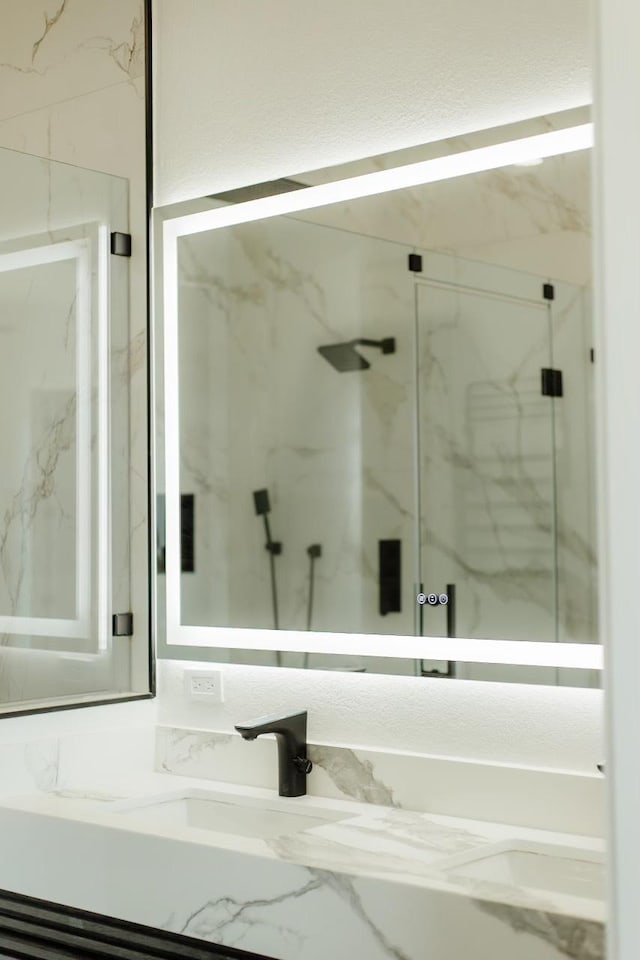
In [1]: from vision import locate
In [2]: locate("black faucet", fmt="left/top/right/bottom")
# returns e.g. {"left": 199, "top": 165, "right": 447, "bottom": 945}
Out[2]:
{"left": 234, "top": 710, "right": 313, "bottom": 797}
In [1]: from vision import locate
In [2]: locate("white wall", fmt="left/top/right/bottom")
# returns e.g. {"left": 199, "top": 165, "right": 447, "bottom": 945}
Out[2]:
{"left": 153, "top": 0, "right": 590, "bottom": 206}
{"left": 159, "top": 660, "right": 602, "bottom": 771}
{"left": 594, "top": 0, "right": 640, "bottom": 955}
{"left": 152, "top": 0, "right": 602, "bottom": 771}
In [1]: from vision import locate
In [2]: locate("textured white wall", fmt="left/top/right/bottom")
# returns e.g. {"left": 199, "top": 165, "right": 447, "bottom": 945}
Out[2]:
{"left": 159, "top": 661, "right": 602, "bottom": 772}
{"left": 152, "top": 0, "right": 601, "bottom": 770}
{"left": 153, "top": 0, "right": 591, "bottom": 205}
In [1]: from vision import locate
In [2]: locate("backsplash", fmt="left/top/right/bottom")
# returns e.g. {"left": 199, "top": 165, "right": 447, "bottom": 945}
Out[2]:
{"left": 157, "top": 660, "right": 604, "bottom": 772}
{"left": 0, "top": 700, "right": 156, "bottom": 797}
{"left": 155, "top": 724, "right": 604, "bottom": 836}
{"left": 0, "top": 706, "right": 604, "bottom": 838}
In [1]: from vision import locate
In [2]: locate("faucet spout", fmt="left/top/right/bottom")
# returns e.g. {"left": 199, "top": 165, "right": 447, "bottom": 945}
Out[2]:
{"left": 234, "top": 710, "right": 312, "bottom": 797}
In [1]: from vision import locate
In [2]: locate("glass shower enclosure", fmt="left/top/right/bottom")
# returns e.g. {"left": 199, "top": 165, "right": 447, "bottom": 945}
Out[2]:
{"left": 167, "top": 214, "right": 597, "bottom": 681}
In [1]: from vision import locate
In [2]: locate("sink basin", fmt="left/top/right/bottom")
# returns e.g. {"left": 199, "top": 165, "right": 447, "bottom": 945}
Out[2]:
{"left": 439, "top": 840, "right": 605, "bottom": 902}
{"left": 111, "top": 789, "right": 349, "bottom": 840}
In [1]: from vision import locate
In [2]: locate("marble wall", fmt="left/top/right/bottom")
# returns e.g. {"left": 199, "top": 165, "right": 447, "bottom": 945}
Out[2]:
{"left": 0, "top": 0, "right": 148, "bottom": 707}
{"left": 176, "top": 220, "right": 415, "bottom": 653}
{"left": 302, "top": 134, "right": 591, "bottom": 286}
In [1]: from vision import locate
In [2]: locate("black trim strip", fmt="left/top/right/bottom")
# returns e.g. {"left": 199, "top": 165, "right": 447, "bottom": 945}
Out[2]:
{"left": 144, "top": 0, "right": 157, "bottom": 700}
{"left": 0, "top": 693, "right": 154, "bottom": 721}
{"left": 0, "top": 889, "right": 274, "bottom": 960}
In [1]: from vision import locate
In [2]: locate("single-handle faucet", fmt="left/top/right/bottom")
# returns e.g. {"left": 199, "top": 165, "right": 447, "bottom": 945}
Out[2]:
{"left": 234, "top": 710, "right": 313, "bottom": 797}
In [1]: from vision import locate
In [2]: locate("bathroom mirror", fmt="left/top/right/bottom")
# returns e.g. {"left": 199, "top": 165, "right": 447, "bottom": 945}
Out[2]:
{"left": 0, "top": 145, "right": 149, "bottom": 713}
{"left": 0, "top": 0, "right": 152, "bottom": 715}
{"left": 155, "top": 108, "right": 601, "bottom": 686}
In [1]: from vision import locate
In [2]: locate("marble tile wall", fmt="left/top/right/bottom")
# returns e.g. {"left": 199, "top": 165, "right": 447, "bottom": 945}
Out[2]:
{"left": 413, "top": 255, "right": 598, "bottom": 681}
{"left": 0, "top": 724, "right": 155, "bottom": 797}
{"left": 175, "top": 218, "right": 418, "bottom": 674}
{"left": 0, "top": 1, "right": 148, "bottom": 705}
{"left": 301, "top": 114, "right": 591, "bottom": 287}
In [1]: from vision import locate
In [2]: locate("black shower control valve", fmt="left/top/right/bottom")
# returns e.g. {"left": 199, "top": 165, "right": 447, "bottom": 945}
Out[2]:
{"left": 266, "top": 541, "right": 282, "bottom": 555}
{"left": 293, "top": 756, "right": 313, "bottom": 775}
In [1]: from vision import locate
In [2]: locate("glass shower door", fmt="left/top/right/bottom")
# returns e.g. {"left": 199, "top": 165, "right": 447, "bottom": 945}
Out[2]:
{"left": 416, "top": 276, "right": 559, "bottom": 654}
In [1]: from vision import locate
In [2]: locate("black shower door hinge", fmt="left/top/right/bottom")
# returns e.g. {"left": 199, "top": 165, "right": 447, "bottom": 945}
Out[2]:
{"left": 542, "top": 282, "right": 555, "bottom": 301}
{"left": 408, "top": 253, "right": 423, "bottom": 272}
{"left": 110, "top": 232, "right": 132, "bottom": 257}
{"left": 541, "top": 368, "right": 563, "bottom": 397}
{"left": 112, "top": 612, "right": 134, "bottom": 637}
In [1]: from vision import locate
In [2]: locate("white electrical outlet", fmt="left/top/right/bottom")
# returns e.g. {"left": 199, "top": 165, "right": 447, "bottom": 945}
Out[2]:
{"left": 184, "top": 669, "right": 224, "bottom": 703}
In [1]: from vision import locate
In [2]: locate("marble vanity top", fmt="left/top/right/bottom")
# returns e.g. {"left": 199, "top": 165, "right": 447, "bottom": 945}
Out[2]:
{"left": 0, "top": 770, "right": 605, "bottom": 924}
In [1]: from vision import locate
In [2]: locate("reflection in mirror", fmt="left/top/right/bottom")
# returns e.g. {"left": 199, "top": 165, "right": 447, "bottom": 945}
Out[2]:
{"left": 156, "top": 110, "right": 599, "bottom": 686}
{"left": 0, "top": 145, "right": 147, "bottom": 713}
{"left": 0, "top": 241, "right": 87, "bottom": 626}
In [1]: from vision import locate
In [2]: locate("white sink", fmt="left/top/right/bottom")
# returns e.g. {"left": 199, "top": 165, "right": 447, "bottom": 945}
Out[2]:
{"left": 111, "top": 789, "right": 349, "bottom": 840}
{"left": 438, "top": 840, "right": 605, "bottom": 902}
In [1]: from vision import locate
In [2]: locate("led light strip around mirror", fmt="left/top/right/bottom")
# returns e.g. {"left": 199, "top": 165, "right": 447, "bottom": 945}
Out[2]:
{"left": 0, "top": 231, "right": 110, "bottom": 650}
{"left": 160, "top": 121, "right": 601, "bottom": 672}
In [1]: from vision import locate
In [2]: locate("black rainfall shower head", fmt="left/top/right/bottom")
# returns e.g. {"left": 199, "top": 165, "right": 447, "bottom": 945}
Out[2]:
{"left": 317, "top": 337, "right": 396, "bottom": 373}
{"left": 318, "top": 343, "right": 370, "bottom": 372}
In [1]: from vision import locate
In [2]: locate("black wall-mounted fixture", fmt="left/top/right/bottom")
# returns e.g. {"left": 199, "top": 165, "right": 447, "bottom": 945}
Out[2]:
{"left": 252, "top": 489, "right": 271, "bottom": 517}
{"left": 112, "top": 612, "right": 134, "bottom": 637}
{"left": 379, "top": 539, "right": 402, "bottom": 615}
{"left": 253, "top": 488, "right": 282, "bottom": 630}
{"left": 541, "top": 368, "right": 564, "bottom": 397}
{"left": 306, "top": 543, "right": 322, "bottom": 631}
{"left": 110, "top": 231, "right": 132, "bottom": 257}
{"left": 420, "top": 583, "right": 457, "bottom": 678}
{"left": 318, "top": 337, "right": 396, "bottom": 372}
{"left": 446, "top": 582, "right": 456, "bottom": 640}
{"left": 180, "top": 494, "right": 195, "bottom": 572}
{"left": 156, "top": 494, "right": 196, "bottom": 573}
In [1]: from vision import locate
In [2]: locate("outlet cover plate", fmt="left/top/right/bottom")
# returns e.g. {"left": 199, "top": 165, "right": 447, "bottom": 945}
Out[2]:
{"left": 184, "top": 668, "right": 224, "bottom": 703}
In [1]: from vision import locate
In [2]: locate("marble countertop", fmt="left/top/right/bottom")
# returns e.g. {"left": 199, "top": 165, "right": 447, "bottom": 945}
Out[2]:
{"left": 0, "top": 769, "right": 605, "bottom": 926}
